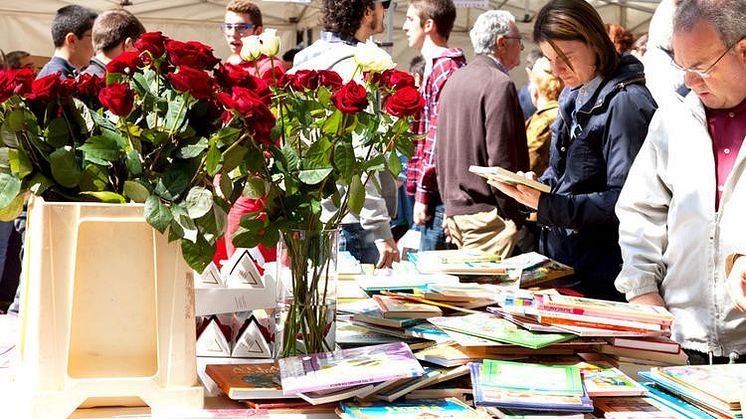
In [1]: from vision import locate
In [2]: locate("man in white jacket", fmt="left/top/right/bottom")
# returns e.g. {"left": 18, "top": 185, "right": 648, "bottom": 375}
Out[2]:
{"left": 615, "top": 0, "right": 746, "bottom": 364}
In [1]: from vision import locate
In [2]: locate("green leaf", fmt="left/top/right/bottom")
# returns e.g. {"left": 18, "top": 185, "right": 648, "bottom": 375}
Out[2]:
{"left": 26, "top": 173, "right": 54, "bottom": 195}
{"left": 209, "top": 127, "right": 241, "bottom": 147}
{"left": 78, "top": 164, "right": 108, "bottom": 191}
{"left": 185, "top": 186, "right": 213, "bottom": 219}
{"left": 362, "top": 154, "right": 386, "bottom": 172}
{"left": 334, "top": 142, "right": 355, "bottom": 182}
{"left": 258, "top": 224, "right": 280, "bottom": 248}
{"left": 165, "top": 95, "right": 187, "bottom": 133}
{"left": 348, "top": 174, "right": 365, "bottom": 215}
{"left": 49, "top": 148, "right": 82, "bottom": 188}
{"left": 197, "top": 205, "right": 227, "bottom": 243}
{"left": 242, "top": 177, "right": 265, "bottom": 199}
{"left": 154, "top": 167, "right": 189, "bottom": 201}
{"left": 0, "top": 173, "right": 22, "bottom": 209}
{"left": 281, "top": 145, "right": 300, "bottom": 171}
{"left": 205, "top": 145, "right": 222, "bottom": 176}
{"left": 219, "top": 172, "right": 234, "bottom": 200}
{"left": 80, "top": 191, "right": 126, "bottom": 203}
{"left": 144, "top": 195, "right": 173, "bottom": 233}
{"left": 395, "top": 136, "right": 415, "bottom": 158}
{"left": 180, "top": 235, "right": 214, "bottom": 272}
{"left": 177, "top": 137, "right": 208, "bottom": 159}
{"left": 171, "top": 204, "right": 198, "bottom": 243}
{"left": 90, "top": 109, "right": 117, "bottom": 133}
{"left": 45, "top": 117, "right": 70, "bottom": 148}
{"left": 79, "top": 135, "right": 120, "bottom": 165}
{"left": 222, "top": 144, "right": 248, "bottom": 173}
{"left": 232, "top": 226, "right": 262, "bottom": 249}
{"left": 298, "top": 167, "right": 333, "bottom": 185}
{"left": 0, "top": 193, "right": 25, "bottom": 221}
{"left": 8, "top": 148, "right": 32, "bottom": 179}
{"left": 322, "top": 109, "right": 343, "bottom": 135}
{"left": 303, "top": 136, "right": 333, "bottom": 168}
{"left": 124, "top": 180, "right": 150, "bottom": 203}
{"left": 126, "top": 149, "right": 142, "bottom": 176}
{"left": 388, "top": 152, "right": 402, "bottom": 178}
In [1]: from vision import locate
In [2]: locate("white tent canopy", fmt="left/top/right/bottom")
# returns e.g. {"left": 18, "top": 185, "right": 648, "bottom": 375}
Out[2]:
{"left": 0, "top": 0, "right": 662, "bottom": 81}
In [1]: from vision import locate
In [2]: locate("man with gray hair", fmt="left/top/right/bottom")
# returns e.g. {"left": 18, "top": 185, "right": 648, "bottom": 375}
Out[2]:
{"left": 615, "top": 0, "right": 746, "bottom": 364}
{"left": 435, "top": 10, "right": 528, "bottom": 257}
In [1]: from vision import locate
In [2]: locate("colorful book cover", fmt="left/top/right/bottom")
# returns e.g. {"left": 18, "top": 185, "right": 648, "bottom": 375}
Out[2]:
{"left": 205, "top": 362, "right": 288, "bottom": 399}
{"left": 593, "top": 396, "right": 684, "bottom": 418}
{"left": 278, "top": 342, "right": 425, "bottom": 395}
{"left": 413, "top": 249, "right": 507, "bottom": 275}
{"left": 373, "top": 295, "right": 443, "bottom": 319}
{"left": 340, "top": 397, "right": 483, "bottom": 418}
{"left": 537, "top": 294, "right": 674, "bottom": 324}
{"left": 576, "top": 362, "right": 647, "bottom": 397}
{"left": 427, "top": 313, "right": 575, "bottom": 349}
{"left": 637, "top": 379, "right": 720, "bottom": 419}
{"left": 353, "top": 308, "right": 423, "bottom": 328}
{"left": 480, "top": 359, "right": 584, "bottom": 396}
{"left": 336, "top": 321, "right": 401, "bottom": 346}
{"left": 653, "top": 364, "right": 746, "bottom": 405}
{"left": 470, "top": 362, "right": 594, "bottom": 412}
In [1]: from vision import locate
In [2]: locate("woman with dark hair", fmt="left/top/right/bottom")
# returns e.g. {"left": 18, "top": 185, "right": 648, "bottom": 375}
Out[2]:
{"left": 492, "top": 0, "right": 657, "bottom": 300}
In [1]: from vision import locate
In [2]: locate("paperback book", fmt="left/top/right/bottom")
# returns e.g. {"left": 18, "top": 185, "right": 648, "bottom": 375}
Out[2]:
{"left": 575, "top": 362, "right": 647, "bottom": 397}
{"left": 469, "top": 165, "right": 551, "bottom": 193}
{"left": 205, "top": 362, "right": 288, "bottom": 400}
{"left": 373, "top": 295, "right": 443, "bottom": 319}
{"left": 278, "top": 342, "right": 425, "bottom": 395}
{"left": 338, "top": 398, "right": 483, "bottom": 418}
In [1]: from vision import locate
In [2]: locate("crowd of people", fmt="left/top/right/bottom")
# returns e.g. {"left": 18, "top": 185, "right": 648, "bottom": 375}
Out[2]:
{"left": 0, "top": 0, "right": 744, "bottom": 367}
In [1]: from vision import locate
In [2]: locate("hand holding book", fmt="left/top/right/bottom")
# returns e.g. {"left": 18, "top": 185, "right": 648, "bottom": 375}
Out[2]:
{"left": 469, "top": 165, "right": 547, "bottom": 210}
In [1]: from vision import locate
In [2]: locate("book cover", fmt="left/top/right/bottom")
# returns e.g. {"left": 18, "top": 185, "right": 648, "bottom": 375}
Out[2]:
{"left": 537, "top": 294, "right": 674, "bottom": 325}
{"left": 205, "top": 362, "right": 288, "bottom": 400}
{"left": 355, "top": 273, "right": 459, "bottom": 292}
{"left": 373, "top": 365, "right": 471, "bottom": 403}
{"left": 593, "top": 396, "right": 684, "bottom": 418}
{"left": 469, "top": 165, "right": 551, "bottom": 193}
{"left": 480, "top": 359, "right": 585, "bottom": 396}
{"left": 637, "top": 379, "right": 720, "bottom": 419}
{"left": 598, "top": 345, "right": 688, "bottom": 365}
{"left": 244, "top": 398, "right": 338, "bottom": 413}
{"left": 373, "top": 295, "right": 443, "bottom": 319}
{"left": 427, "top": 313, "right": 575, "bottom": 349}
{"left": 470, "top": 362, "right": 594, "bottom": 412}
{"left": 336, "top": 321, "right": 402, "bottom": 346}
{"left": 649, "top": 365, "right": 746, "bottom": 409}
{"left": 576, "top": 362, "right": 647, "bottom": 397}
{"left": 340, "top": 398, "right": 483, "bottom": 418}
{"left": 278, "top": 342, "right": 425, "bottom": 395}
{"left": 353, "top": 308, "right": 423, "bottom": 328}
{"left": 608, "top": 337, "right": 681, "bottom": 354}
{"left": 413, "top": 249, "right": 507, "bottom": 275}
{"left": 297, "top": 383, "right": 375, "bottom": 405}
{"left": 534, "top": 312, "right": 664, "bottom": 333}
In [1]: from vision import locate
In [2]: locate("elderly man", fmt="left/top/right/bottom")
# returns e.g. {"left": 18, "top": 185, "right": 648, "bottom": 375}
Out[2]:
{"left": 615, "top": 0, "right": 746, "bottom": 365}
{"left": 435, "top": 10, "right": 528, "bottom": 257}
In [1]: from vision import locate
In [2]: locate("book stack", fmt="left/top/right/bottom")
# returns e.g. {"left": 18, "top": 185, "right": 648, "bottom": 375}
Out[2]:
{"left": 497, "top": 290, "right": 675, "bottom": 338}
{"left": 638, "top": 364, "right": 746, "bottom": 419}
{"left": 597, "top": 337, "right": 689, "bottom": 371}
{"left": 277, "top": 342, "right": 426, "bottom": 405}
{"left": 337, "top": 398, "right": 484, "bottom": 418}
{"left": 470, "top": 359, "right": 594, "bottom": 413}
{"left": 411, "top": 249, "right": 506, "bottom": 275}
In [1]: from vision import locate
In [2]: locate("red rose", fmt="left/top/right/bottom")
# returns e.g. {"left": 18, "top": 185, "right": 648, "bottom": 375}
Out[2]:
{"left": 363, "top": 71, "right": 381, "bottom": 85}
{"left": 219, "top": 87, "right": 275, "bottom": 145}
{"left": 214, "top": 63, "right": 271, "bottom": 103}
{"left": 273, "top": 72, "right": 294, "bottom": 89}
{"left": 317, "top": 70, "right": 343, "bottom": 90}
{"left": 107, "top": 51, "right": 143, "bottom": 75}
{"left": 11, "top": 68, "right": 36, "bottom": 96}
{"left": 331, "top": 81, "right": 368, "bottom": 114}
{"left": 167, "top": 66, "right": 214, "bottom": 99}
{"left": 99, "top": 82, "right": 135, "bottom": 116}
{"left": 385, "top": 86, "right": 424, "bottom": 117}
{"left": 75, "top": 73, "right": 103, "bottom": 99}
{"left": 0, "top": 70, "right": 14, "bottom": 103}
{"left": 135, "top": 31, "right": 168, "bottom": 60}
{"left": 291, "top": 70, "right": 318, "bottom": 91}
{"left": 165, "top": 40, "right": 220, "bottom": 70}
{"left": 381, "top": 69, "right": 415, "bottom": 90}
{"left": 26, "top": 74, "right": 63, "bottom": 102}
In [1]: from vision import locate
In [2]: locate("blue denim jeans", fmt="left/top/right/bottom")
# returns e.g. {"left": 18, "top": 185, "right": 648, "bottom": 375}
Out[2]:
{"left": 339, "top": 223, "right": 380, "bottom": 265}
{"left": 416, "top": 196, "right": 448, "bottom": 251}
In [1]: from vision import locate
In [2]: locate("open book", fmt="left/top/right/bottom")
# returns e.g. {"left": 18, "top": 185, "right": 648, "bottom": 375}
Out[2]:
{"left": 469, "top": 165, "right": 551, "bottom": 193}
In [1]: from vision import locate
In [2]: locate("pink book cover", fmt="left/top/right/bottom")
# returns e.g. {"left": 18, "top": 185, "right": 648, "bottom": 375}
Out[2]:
{"left": 278, "top": 342, "right": 424, "bottom": 395}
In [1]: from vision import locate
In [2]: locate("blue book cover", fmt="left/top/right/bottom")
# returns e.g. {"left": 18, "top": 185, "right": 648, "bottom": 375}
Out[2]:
{"left": 638, "top": 373, "right": 720, "bottom": 419}
{"left": 340, "top": 398, "right": 482, "bottom": 418}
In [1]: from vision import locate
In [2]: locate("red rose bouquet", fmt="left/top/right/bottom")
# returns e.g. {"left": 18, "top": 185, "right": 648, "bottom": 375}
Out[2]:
{"left": 0, "top": 32, "right": 274, "bottom": 271}
{"left": 235, "top": 37, "right": 424, "bottom": 356}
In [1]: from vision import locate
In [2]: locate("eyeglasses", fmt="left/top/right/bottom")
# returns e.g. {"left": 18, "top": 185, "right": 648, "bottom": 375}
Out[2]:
{"left": 662, "top": 41, "right": 738, "bottom": 79}
{"left": 219, "top": 23, "right": 257, "bottom": 34}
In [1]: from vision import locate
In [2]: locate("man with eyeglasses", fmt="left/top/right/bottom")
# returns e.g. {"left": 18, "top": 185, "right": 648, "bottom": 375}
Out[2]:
{"left": 616, "top": 0, "right": 746, "bottom": 365}
{"left": 37, "top": 5, "right": 98, "bottom": 80}
{"left": 221, "top": 0, "right": 285, "bottom": 78}
{"left": 435, "top": 10, "right": 528, "bottom": 259}
{"left": 291, "top": 0, "right": 401, "bottom": 269}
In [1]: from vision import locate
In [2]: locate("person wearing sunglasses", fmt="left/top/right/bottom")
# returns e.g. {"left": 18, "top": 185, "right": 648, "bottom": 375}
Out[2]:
{"left": 491, "top": 0, "right": 656, "bottom": 301}
{"left": 616, "top": 0, "right": 746, "bottom": 365}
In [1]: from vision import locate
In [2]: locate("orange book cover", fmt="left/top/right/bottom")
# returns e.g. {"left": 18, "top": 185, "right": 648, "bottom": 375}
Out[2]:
{"left": 206, "top": 362, "right": 291, "bottom": 400}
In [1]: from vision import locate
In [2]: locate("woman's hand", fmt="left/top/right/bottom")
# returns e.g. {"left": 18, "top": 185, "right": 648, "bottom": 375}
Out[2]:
{"left": 488, "top": 171, "right": 542, "bottom": 209}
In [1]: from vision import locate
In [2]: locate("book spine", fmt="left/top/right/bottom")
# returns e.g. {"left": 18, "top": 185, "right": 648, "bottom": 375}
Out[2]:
{"left": 536, "top": 304, "right": 671, "bottom": 326}
{"left": 610, "top": 338, "right": 681, "bottom": 354}
{"left": 536, "top": 315, "right": 661, "bottom": 333}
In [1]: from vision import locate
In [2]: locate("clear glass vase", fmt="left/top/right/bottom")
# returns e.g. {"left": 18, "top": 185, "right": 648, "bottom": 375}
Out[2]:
{"left": 274, "top": 228, "right": 339, "bottom": 358}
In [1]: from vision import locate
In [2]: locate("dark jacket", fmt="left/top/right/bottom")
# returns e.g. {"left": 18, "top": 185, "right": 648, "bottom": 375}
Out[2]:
{"left": 436, "top": 54, "right": 529, "bottom": 223}
{"left": 537, "top": 54, "right": 657, "bottom": 301}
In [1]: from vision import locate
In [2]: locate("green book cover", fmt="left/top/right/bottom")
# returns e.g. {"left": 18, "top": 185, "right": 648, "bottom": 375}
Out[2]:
{"left": 428, "top": 313, "right": 575, "bottom": 349}
{"left": 481, "top": 359, "right": 584, "bottom": 396}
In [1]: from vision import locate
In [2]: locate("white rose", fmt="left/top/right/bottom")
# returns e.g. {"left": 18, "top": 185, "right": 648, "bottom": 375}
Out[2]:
{"left": 353, "top": 41, "right": 395, "bottom": 73}
{"left": 259, "top": 28, "right": 281, "bottom": 58}
{"left": 240, "top": 35, "right": 263, "bottom": 61}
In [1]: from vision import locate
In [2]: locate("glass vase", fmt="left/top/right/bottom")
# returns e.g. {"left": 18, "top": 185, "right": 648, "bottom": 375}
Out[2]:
{"left": 274, "top": 228, "right": 339, "bottom": 358}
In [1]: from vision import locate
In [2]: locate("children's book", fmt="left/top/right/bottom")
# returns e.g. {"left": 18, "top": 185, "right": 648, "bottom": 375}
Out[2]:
{"left": 535, "top": 294, "right": 675, "bottom": 325}
{"left": 575, "top": 362, "right": 647, "bottom": 397}
{"left": 411, "top": 249, "right": 506, "bottom": 275}
{"left": 373, "top": 295, "right": 443, "bottom": 319}
{"left": 353, "top": 308, "right": 423, "bottom": 328}
{"left": 427, "top": 313, "right": 575, "bottom": 349}
{"left": 372, "top": 365, "right": 471, "bottom": 403}
{"left": 336, "top": 321, "right": 402, "bottom": 346}
{"left": 469, "top": 165, "right": 551, "bottom": 193}
{"left": 480, "top": 359, "right": 585, "bottom": 396}
{"left": 592, "top": 396, "right": 686, "bottom": 419}
{"left": 278, "top": 341, "right": 425, "bottom": 395}
{"left": 297, "top": 383, "right": 376, "bottom": 405}
{"left": 339, "top": 397, "right": 483, "bottom": 418}
{"left": 355, "top": 273, "right": 459, "bottom": 292}
{"left": 488, "top": 407, "right": 591, "bottom": 419}
{"left": 606, "top": 337, "right": 681, "bottom": 354}
{"left": 205, "top": 362, "right": 289, "bottom": 400}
